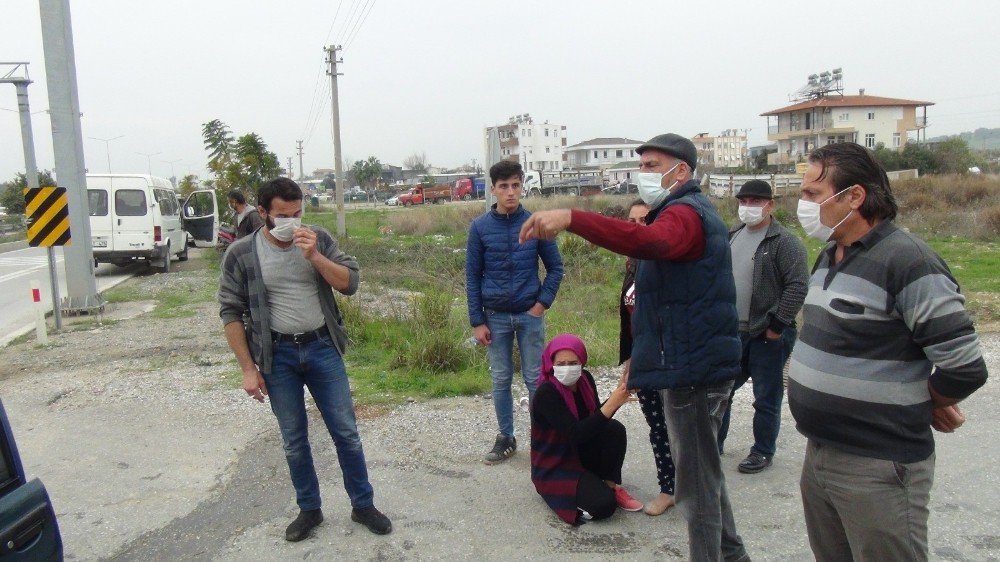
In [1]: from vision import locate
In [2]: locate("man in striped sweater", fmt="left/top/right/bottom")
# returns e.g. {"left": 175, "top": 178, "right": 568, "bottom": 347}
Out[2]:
{"left": 788, "top": 143, "right": 988, "bottom": 561}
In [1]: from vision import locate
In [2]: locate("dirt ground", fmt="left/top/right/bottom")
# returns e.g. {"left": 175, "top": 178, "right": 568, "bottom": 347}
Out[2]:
{"left": 0, "top": 252, "right": 996, "bottom": 561}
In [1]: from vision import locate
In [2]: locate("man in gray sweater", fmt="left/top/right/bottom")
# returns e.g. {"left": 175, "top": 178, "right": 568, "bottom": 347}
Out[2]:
{"left": 718, "top": 179, "right": 809, "bottom": 474}
{"left": 218, "top": 178, "right": 390, "bottom": 541}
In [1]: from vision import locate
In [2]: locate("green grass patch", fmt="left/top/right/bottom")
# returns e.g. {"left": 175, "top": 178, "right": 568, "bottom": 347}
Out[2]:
{"left": 926, "top": 238, "right": 1000, "bottom": 293}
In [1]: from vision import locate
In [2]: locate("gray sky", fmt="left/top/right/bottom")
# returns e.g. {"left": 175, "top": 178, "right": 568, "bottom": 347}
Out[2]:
{"left": 2, "top": 0, "right": 999, "bottom": 182}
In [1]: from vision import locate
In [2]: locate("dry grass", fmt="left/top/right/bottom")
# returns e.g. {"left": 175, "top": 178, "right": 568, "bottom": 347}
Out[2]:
{"left": 894, "top": 175, "right": 1000, "bottom": 240}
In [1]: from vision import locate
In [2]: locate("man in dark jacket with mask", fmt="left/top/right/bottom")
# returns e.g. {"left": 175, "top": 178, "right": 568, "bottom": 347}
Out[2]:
{"left": 466, "top": 160, "right": 564, "bottom": 465}
{"left": 520, "top": 134, "right": 748, "bottom": 562}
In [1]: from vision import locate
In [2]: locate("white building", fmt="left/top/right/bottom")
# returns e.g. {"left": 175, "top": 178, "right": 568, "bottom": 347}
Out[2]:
{"left": 762, "top": 91, "right": 933, "bottom": 166}
{"left": 564, "top": 137, "right": 643, "bottom": 169}
{"left": 690, "top": 129, "right": 749, "bottom": 169}
{"left": 486, "top": 114, "right": 566, "bottom": 172}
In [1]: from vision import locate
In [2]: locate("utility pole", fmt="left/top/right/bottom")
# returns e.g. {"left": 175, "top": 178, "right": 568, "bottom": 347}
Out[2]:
{"left": 325, "top": 44, "right": 345, "bottom": 236}
{"left": 39, "top": 0, "right": 100, "bottom": 313}
{"left": 296, "top": 140, "right": 305, "bottom": 180}
{"left": 2, "top": 62, "right": 63, "bottom": 328}
{"left": 287, "top": 157, "right": 293, "bottom": 179}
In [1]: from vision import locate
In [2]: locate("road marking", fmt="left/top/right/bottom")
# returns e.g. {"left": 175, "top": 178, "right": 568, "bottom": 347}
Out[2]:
{"left": 0, "top": 255, "right": 65, "bottom": 283}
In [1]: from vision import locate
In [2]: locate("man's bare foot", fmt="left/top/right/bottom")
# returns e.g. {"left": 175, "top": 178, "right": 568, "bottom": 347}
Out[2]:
{"left": 643, "top": 492, "right": 675, "bottom": 516}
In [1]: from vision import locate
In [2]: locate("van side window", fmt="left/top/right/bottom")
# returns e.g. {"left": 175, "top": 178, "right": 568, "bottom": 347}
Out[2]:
{"left": 115, "top": 190, "right": 148, "bottom": 216}
{"left": 153, "top": 189, "right": 178, "bottom": 216}
{"left": 88, "top": 189, "right": 109, "bottom": 217}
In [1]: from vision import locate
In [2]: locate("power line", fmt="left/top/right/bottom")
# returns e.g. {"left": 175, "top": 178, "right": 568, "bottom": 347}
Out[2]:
{"left": 337, "top": 0, "right": 364, "bottom": 42}
{"left": 323, "top": 0, "right": 345, "bottom": 45}
{"left": 344, "top": 0, "right": 377, "bottom": 49}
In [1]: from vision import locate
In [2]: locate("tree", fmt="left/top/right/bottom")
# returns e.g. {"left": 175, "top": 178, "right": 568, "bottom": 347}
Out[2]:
{"left": 1, "top": 170, "right": 57, "bottom": 215}
{"left": 351, "top": 156, "right": 384, "bottom": 189}
{"left": 177, "top": 174, "right": 201, "bottom": 197}
{"left": 233, "top": 133, "right": 282, "bottom": 196}
{"left": 931, "top": 137, "right": 975, "bottom": 174}
{"left": 201, "top": 119, "right": 281, "bottom": 203}
{"left": 403, "top": 151, "right": 429, "bottom": 173}
{"left": 421, "top": 173, "right": 436, "bottom": 187}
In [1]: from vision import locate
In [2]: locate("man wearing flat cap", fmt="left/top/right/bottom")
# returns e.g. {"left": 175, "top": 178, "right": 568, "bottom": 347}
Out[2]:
{"left": 520, "top": 133, "right": 750, "bottom": 561}
{"left": 717, "top": 180, "right": 808, "bottom": 475}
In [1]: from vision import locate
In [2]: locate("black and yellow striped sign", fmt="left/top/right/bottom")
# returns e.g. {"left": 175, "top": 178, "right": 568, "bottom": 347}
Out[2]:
{"left": 24, "top": 186, "right": 71, "bottom": 247}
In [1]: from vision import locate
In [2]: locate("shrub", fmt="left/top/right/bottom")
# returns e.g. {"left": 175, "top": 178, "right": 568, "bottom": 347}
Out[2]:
{"left": 981, "top": 205, "right": 1000, "bottom": 239}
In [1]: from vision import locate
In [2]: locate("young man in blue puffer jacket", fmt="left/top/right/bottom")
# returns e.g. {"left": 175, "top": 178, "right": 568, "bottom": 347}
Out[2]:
{"left": 466, "top": 160, "right": 564, "bottom": 465}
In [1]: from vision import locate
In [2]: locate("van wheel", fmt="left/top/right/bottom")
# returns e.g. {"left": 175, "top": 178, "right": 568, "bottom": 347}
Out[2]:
{"left": 462, "top": 194, "right": 471, "bottom": 201}
{"left": 178, "top": 240, "right": 189, "bottom": 261}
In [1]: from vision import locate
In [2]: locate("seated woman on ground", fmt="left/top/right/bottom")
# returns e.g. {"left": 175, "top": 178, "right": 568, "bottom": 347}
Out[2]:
{"left": 530, "top": 333, "right": 643, "bottom": 524}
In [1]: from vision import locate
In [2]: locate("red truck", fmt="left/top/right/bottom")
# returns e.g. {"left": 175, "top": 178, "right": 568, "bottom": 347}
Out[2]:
{"left": 398, "top": 184, "right": 453, "bottom": 206}
{"left": 453, "top": 177, "right": 487, "bottom": 201}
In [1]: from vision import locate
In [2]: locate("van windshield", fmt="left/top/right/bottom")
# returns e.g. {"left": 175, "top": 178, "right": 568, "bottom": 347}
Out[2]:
{"left": 115, "top": 189, "right": 147, "bottom": 216}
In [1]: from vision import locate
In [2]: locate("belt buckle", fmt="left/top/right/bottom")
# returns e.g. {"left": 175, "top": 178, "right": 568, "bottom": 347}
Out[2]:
{"left": 292, "top": 332, "right": 307, "bottom": 344}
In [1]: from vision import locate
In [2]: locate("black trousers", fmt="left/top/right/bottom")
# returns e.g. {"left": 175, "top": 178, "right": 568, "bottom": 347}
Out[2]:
{"left": 574, "top": 418, "right": 627, "bottom": 520}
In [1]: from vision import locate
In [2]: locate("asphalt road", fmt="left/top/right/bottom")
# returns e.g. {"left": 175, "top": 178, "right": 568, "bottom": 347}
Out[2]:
{"left": 0, "top": 245, "right": 141, "bottom": 346}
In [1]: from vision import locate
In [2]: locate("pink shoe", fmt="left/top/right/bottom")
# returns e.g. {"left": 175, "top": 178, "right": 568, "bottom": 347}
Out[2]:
{"left": 614, "top": 486, "right": 643, "bottom": 512}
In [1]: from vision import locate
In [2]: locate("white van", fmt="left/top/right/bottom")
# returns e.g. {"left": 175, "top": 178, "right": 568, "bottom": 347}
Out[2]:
{"left": 86, "top": 174, "right": 218, "bottom": 273}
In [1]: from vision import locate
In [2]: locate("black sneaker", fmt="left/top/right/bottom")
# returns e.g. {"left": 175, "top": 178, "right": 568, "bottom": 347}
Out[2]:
{"left": 351, "top": 505, "right": 392, "bottom": 535}
{"left": 285, "top": 508, "right": 323, "bottom": 542}
{"left": 483, "top": 434, "right": 516, "bottom": 465}
{"left": 738, "top": 452, "right": 772, "bottom": 474}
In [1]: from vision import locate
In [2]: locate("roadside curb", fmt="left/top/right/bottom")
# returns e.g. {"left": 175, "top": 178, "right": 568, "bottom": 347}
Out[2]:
{"left": 0, "top": 240, "right": 28, "bottom": 254}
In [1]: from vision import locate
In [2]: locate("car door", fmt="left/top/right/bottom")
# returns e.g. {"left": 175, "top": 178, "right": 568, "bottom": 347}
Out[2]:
{"left": 87, "top": 188, "right": 112, "bottom": 253}
{"left": 112, "top": 186, "right": 152, "bottom": 253}
{"left": 0, "top": 399, "right": 62, "bottom": 561}
{"left": 182, "top": 190, "right": 218, "bottom": 248}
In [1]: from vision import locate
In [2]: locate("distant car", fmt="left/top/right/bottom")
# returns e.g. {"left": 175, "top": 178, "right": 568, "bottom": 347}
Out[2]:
{"left": 346, "top": 191, "right": 369, "bottom": 202}
{"left": 385, "top": 195, "right": 400, "bottom": 206}
{"left": 0, "top": 397, "right": 63, "bottom": 560}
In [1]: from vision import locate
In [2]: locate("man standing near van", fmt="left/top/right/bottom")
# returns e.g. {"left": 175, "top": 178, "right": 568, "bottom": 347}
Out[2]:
{"left": 218, "top": 178, "right": 391, "bottom": 541}
{"left": 227, "top": 190, "right": 264, "bottom": 239}
{"left": 466, "top": 160, "right": 564, "bottom": 465}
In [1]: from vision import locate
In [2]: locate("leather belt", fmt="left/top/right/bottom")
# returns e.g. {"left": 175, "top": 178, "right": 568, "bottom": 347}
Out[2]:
{"left": 272, "top": 326, "right": 329, "bottom": 344}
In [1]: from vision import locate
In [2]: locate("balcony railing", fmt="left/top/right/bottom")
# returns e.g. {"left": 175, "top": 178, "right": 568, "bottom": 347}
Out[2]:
{"left": 769, "top": 117, "right": 842, "bottom": 135}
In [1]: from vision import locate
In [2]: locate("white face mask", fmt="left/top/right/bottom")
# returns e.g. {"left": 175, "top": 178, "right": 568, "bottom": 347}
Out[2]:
{"left": 553, "top": 365, "right": 582, "bottom": 387}
{"left": 738, "top": 205, "right": 766, "bottom": 227}
{"left": 637, "top": 162, "right": 681, "bottom": 208}
{"left": 269, "top": 216, "right": 301, "bottom": 242}
{"left": 797, "top": 188, "right": 852, "bottom": 242}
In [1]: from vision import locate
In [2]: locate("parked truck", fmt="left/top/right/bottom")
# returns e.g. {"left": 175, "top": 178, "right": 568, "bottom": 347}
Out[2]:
{"left": 453, "top": 176, "right": 487, "bottom": 200}
{"left": 398, "top": 183, "right": 453, "bottom": 206}
{"left": 523, "top": 173, "right": 604, "bottom": 197}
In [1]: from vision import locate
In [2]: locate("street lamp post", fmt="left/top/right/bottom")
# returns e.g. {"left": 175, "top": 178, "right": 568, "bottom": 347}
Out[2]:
{"left": 161, "top": 158, "right": 181, "bottom": 186}
{"left": 135, "top": 150, "right": 161, "bottom": 176}
{"left": 87, "top": 134, "right": 123, "bottom": 173}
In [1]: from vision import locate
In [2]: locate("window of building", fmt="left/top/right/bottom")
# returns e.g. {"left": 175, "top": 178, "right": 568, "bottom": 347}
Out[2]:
{"left": 893, "top": 133, "right": 901, "bottom": 148}
{"left": 603, "top": 150, "right": 608, "bottom": 158}
{"left": 545, "top": 129, "right": 549, "bottom": 136}
{"left": 868, "top": 112, "right": 875, "bottom": 120}
{"left": 865, "top": 134, "right": 876, "bottom": 148}
{"left": 546, "top": 147, "right": 550, "bottom": 154}
{"left": 630, "top": 149, "right": 635, "bottom": 156}
{"left": 616, "top": 150, "right": 623, "bottom": 158}
{"left": 839, "top": 113, "right": 849, "bottom": 121}
{"left": 593, "top": 150, "right": 598, "bottom": 159}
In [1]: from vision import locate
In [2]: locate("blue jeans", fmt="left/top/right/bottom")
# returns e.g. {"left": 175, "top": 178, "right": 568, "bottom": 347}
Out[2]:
{"left": 718, "top": 327, "right": 796, "bottom": 457}
{"left": 485, "top": 309, "right": 544, "bottom": 438}
{"left": 662, "top": 381, "right": 747, "bottom": 562}
{"left": 264, "top": 335, "right": 374, "bottom": 511}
